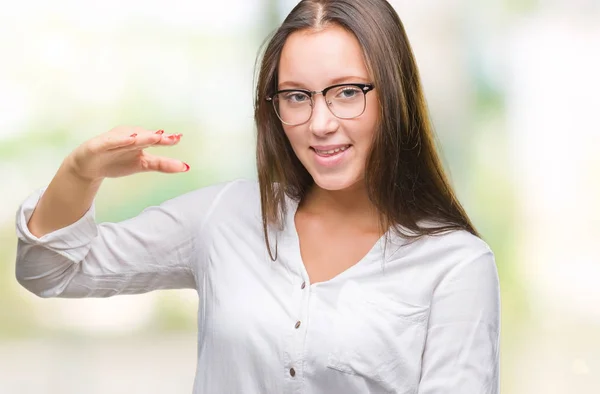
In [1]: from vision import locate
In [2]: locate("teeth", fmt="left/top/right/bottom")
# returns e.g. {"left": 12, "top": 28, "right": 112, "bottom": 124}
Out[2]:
{"left": 315, "top": 145, "right": 350, "bottom": 155}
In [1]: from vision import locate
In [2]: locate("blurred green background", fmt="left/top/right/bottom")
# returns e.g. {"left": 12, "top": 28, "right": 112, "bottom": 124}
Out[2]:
{"left": 1, "top": 0, "right": 599, "bottom": 392}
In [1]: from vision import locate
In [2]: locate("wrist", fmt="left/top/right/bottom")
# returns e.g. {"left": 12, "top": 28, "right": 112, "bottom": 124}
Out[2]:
{"left": 59, "top": 156, "right": 104, "bottom": 188}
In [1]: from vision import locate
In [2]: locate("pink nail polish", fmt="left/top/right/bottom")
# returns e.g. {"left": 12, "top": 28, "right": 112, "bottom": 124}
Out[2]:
{"left": 183, "top": 163, "right": 190, "bottom": 172}
{"left": 155, "top": 129, "right": 164, "bottom": 135}
{"left": 130, "top": 133, "right": 137, "bottom": 137}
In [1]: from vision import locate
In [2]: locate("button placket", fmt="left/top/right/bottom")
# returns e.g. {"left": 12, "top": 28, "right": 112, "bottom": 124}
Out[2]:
{"left": 292, "top": 277, "right": 311, "bottom": 384}
{"left": 283, "top": 274, "right": 310, "bottom": 390}
{"left": 280, "top": 205, "right": 310, "bottom": 391}
{"left": 296, "top": 277, "right": 311, "bottom": 374}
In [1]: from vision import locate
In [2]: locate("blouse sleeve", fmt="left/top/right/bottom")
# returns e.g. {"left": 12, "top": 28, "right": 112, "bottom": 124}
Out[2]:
{"left": 417, "top": 250, "right": 501, "bottom": 394}
{"left": 14, "top": 180, "right": 237, "bottom": 298}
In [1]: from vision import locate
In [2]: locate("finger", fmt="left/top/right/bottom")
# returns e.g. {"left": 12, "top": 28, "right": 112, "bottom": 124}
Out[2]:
{"left": 96, "top": 126, "right": 159, "bottom": 152}
{"left": 111, "top": 130, "right": 166, "bottom": 152}
{"left": 87, "top": 133, "right": 135, "bottom": 154}
{"left": 122, "top": 132, "right": 183, "bottom": 151}
{"left": 139, "top": 152, "right": 190, "bottom": 173}
{"left": 154, "top": 133, "right": 183, "bottom": 147}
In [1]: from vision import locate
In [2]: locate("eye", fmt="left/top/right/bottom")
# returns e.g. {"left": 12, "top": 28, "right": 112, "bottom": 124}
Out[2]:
{"left": 335, "top": 86, "right": 361, "bottom": 99}
{"left": 282, "top": 92, "right": 309, "bottom": 103}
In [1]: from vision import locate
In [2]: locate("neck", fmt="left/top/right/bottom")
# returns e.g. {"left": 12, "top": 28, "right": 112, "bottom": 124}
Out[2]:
{"left": 300, "top": 181, "right": 381, "bottom": 232}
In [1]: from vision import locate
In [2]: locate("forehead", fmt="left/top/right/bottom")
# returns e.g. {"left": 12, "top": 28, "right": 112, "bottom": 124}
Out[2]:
{"left": 278, "top": 25, "right": 370, "bottom": 89}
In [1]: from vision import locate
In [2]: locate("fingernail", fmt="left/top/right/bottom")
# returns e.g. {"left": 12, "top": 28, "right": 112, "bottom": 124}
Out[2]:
{"left": 130, "top": 133, "right": 137, "bottom": 137}
{"left": 155, "top": 129, "right": 164, "bottom": 135}
{"left": 183, "top": 163, "right": 190, "bottom": 172}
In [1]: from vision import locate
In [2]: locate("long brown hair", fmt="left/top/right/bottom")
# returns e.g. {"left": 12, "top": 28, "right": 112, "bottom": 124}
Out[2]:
{"left": 254, "top": 0, "right": 478, "bottom": 260}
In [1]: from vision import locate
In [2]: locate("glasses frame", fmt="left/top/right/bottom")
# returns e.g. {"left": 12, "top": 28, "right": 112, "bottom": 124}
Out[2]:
{"left": 266, "top": 83, "right": 375, "bottom": 126}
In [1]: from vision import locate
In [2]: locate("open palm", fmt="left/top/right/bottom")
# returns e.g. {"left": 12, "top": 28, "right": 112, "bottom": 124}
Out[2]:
{"left": 66, "top": 126, "right": 189, "bottom": 182}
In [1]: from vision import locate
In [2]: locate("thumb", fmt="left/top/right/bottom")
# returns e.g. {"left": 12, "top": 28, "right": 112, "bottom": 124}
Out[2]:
{"left": 140, "top": 152, "right": 190, "bottom": 173}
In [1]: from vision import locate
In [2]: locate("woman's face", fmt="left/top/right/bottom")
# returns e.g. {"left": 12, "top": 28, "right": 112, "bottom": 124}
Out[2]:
{"left": 277, "top": 25, "right": 379, "bottom": 191}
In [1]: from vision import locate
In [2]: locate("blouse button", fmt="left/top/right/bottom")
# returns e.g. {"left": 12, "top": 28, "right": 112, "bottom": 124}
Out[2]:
{"left": 295, "top": 321, "right": 301, "bottom": 329}
{"left": 301, "top": 281, "right": 306, "bottom": 289}
{"left": 290, "top": 368, "right": 296, "bottom": 377}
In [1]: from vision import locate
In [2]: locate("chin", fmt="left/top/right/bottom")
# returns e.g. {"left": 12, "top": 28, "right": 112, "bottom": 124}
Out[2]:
{"left": 311, "top": 172, "right": 362, "bottom": 192}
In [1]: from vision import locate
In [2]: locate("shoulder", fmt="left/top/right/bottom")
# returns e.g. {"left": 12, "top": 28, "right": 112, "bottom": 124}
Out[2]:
{"left": 158, "top": 178, "right": 260, "bottom": 229}
{"left": 429, "top": 230, "right": 496, "bottom": 283}
{"left": 174, "top": 178, "right": 258, "bottom": 207}
{"left": 190, "top": 178, "right": 261, "bottom": 226}
{"left": 387, "top": 228, "right": 497, "bottom": 288}
{"left": 214, "top": 178, "right": 260, "bottom": 205}
{"left": 208, "top": 178, "right": 261, "bottom": 215}
{"left": 389, "top": 227, "right": 492, "bottom": 261}
{"left": 421, "top": 229, "right": 492, "bottom": 260}
{"left": 160, "top": 178, "right": 255, "bottom": 213}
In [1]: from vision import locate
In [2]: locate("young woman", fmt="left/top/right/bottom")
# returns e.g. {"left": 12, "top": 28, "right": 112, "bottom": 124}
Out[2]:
{"left": 15, "top": 0, "right": 500, "bottom": 393}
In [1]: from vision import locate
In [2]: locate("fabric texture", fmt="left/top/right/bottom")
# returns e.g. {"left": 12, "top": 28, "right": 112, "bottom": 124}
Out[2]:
{"left": 15, "top": 179, "right": 500, "bottom": 394}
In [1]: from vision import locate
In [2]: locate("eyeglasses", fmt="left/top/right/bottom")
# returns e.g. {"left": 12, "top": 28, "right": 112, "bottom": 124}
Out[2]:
{"left": 266, "top": 83, "right": 375, "bottom": 126}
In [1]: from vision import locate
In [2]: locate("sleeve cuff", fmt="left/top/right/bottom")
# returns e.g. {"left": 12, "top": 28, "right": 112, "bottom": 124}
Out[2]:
{"left": 15, "top": 187, "right": 99, "bottom": 262}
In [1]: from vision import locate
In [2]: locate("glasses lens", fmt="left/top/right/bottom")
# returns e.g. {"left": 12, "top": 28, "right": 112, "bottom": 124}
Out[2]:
{"left": 325, "top": 85, "right": 367, "bottom": 119}
{"left": 273, "top": 91, "right": 312, "bottom": 125}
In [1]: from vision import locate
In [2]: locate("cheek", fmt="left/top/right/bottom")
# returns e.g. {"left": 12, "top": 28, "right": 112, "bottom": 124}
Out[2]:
{"left": 282, "top": 126, "right": 298, "bottom": 147}
{"left": 366, "top": 96, "right": 380, "bottom": 132}
{"left": 282, "top": 126, "right": 307, "bottom": 158}
{"left": 360, "top": 97, "right": 380, "bottom": 145}
{"left": 354, "top": 111, "right": 379, "bottom": 149}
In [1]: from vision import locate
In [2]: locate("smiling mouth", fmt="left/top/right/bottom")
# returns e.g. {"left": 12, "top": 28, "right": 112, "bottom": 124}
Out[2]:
{"left": 311, "top": 145, "right": 352, "bottom": 157}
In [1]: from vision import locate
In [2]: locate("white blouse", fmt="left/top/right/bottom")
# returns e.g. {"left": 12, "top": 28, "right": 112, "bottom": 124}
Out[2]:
{"left": 15, "top": 179, "right": 500, "bottom": 394}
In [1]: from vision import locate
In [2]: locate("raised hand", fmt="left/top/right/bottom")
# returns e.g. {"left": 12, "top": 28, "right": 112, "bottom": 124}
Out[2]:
{"left": 26, "top": 125, "right": 190, "bottom": 238}
{"left": 64, "top": 126, "right": 189, "bottom": 182}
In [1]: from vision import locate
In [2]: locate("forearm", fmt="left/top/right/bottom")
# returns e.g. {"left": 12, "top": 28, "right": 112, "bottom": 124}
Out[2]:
{"left": 15, "top": 180, "right": 226, "bottom": 297}
{"left": 27, "top": 158, "right": 102, "bottom": 238}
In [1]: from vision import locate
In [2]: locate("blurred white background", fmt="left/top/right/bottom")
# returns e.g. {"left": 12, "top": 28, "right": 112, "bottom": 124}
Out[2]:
{"left": 1, "top": 0, "right": 599, "bottom": 392}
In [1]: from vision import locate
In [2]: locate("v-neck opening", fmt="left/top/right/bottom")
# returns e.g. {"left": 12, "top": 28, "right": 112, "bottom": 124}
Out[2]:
{"left": 281, "top": 195, "right": 389, "bottom": 289}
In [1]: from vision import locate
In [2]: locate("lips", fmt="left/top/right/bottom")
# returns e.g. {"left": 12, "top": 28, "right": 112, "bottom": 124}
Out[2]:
{"left": 311, "top": 144, "right": 352, "bottom": 157}
{"left": 309, "top": 144, "right": 352, "bottom": 167}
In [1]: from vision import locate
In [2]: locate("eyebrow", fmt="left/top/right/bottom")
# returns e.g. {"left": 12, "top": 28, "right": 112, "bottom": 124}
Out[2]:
{"left": 278, "top": 76, "right": 370, "bottom": 90}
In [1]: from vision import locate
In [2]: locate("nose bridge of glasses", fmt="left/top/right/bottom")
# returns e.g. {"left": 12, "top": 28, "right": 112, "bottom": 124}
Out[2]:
{"left": 309, "top": 92, "right": 338, "bottom": 131}
{"left": 310, "top": 90, "right": 332, "bottom": 107}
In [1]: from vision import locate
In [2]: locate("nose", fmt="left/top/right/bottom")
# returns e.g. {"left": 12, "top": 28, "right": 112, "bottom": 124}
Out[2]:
{"left": 309, "top": 94, "right": 338, "bottom": 137}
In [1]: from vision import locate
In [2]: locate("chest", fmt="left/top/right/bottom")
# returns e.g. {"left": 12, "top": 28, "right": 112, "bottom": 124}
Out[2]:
{"left": 294, "top": 214, "right": 382, "bottom": 284}
{"left": 197, "top": 235, "right": 429, "bottom": 392}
